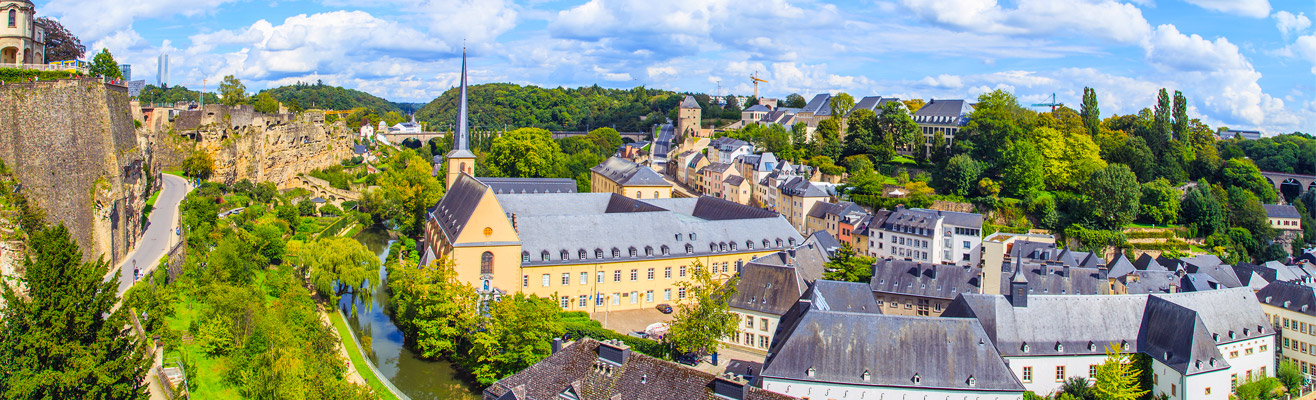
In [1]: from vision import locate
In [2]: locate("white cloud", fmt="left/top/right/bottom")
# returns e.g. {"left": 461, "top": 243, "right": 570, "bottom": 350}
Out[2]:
{"left": 1144, "top": 25, "right": 1251, "bottom": 72}
{"left": 898, "top": 0, "right": 1153, "bottom": 44}
{"left": 647, "top": 66, "right": 678, "bottom": 79}
{"left": 1275, "top": 11, "right": 1313, "bottom": 37}
{"left": 1182, "top": 0, "right": 1271, "bottom": 18}
{"left": 43, "top": 0, "right": 240, "bottom": 40}
{"left": 592, "top": 66, "right": 633, "bottom": 82}
{"left": 919, "top": 74, "right": 964, "bottom": 89}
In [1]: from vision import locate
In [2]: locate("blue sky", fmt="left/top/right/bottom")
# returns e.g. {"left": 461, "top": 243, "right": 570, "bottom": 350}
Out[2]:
{"left": 37, "top": 0, "right": 1316, "bottom": 133}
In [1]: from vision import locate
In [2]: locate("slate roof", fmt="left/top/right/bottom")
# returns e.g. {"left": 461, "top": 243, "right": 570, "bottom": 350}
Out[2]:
{"left": 1257, "top": 280, "right": 1316, "bottom": 316}
{"left": 946, "top": 288, "right": 1272, "bottom": 376}
{"left": 591, "top": 156, "right": 671, "bottom": 187}
{"left": 748, "top": 240, "right": 830, "bottom": 284}
{"left": 428, "top": 173, "right": 488, "bottom": 241}
{"left": 1266, "top": 204, "right": 1302, "bottom": 219}
{"left": 723, "top": 175, "right": 745, "bottom": 186}
{"left": 805, "top": 231, "right": 841, "bottom": 257}
{"left": 680, "top": 95, "right": 701, "bottom": 109}
{"left": 710, "top": 137, "right": 751, "bottom": 152}
{"left": 352, "top": 144, "right": 369, "bottom": 154}
{"left": 1107, "top": 253, "right": 1137, "bottom": 278}
{"left": 1118, "top": 270, "right": 1184, "bottom": 294}
{"left": 801, "top": 94, "right": 831, "bottom": 115}
{"left": 870, "top": 258, "right": 983, "bottom": 301}
{"left": 477, "top": 177, "right": 578, "bottom": 194}
{"left": 762, "top": 311, "right": 1024, "bottom": 392}
{"left": 705, "top": 162, "right": 734, "bottom": 174}
{"left": 744, "top": 104, "right": 772, "bottom": 113}
{"left": 805, "top": 201, "right": 865, "bottom": 220}
{"left": 485, "top": 338, "right": 796, "bottom": 400}
{"left": 778, "top": 177, "right": 828, "bottom": 197}
{"left": 913, "top": 99, "right": 973, "bottom": 126}
{"left": 850, "top": 96, "right": 884, "bottom": 114}
{"left": 994, "top": 244, "right": 1109, "bottom": 295}
{"left": 730, "top": 263, "right": 807, "bottom": 316}
{"left": 494, "top": 193, "right": 802, "bottom": 267}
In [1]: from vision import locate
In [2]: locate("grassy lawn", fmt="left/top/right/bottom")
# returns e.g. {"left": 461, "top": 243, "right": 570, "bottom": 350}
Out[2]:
{"left": 328, "top": 310, "right": 401, "bottom": 400}
{"left": 164, "top": 292, "right": 241, "bottom": 400}
{"left": 146, "top": 191, "right": 162, "bottom": 208}
{"left": 163, "top": 170, "right": 185, "bottom": 177}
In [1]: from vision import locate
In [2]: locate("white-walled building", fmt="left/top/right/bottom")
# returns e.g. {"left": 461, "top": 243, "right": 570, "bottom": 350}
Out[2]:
{"left": 873, "top": 206, "right": 983, "bottom": 267}
{"left": 945, "top": 287, "right": 1276, "bottom": 399}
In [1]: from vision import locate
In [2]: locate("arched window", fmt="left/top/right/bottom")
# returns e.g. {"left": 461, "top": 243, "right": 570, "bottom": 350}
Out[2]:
{"left": 637, "top": 191, "right": 643, "bottom": 199}
{"left": 561, "top": 250, "right": 570, "bottom": 260}
{"left": 654, "top": 191, "right": 659, "bottom": 198}
{"left": 481, "top": 252, "right": 494, "bottom": 274}
{"left": 595, "top": 249, "right": 604, "bottom": 259}
{"left": 579, "top": 249, "right": 588, "bottom": 260}
{"left": 612, "top": 248, "right": 621, "bottom": 258}
{"left": 521, "top": 251, "right": 529, "bottom": 263}
{"left": 685, "top": 244, "right": 694, "bottom": 254}
{"left": 644, "top": 246, "right": 654, "bottom": 256}
{"left": 7, "top": 10, "right": 15, "bottom": 28}
{"left": 541, "top": 250, "right": 550, "bottom": 261}
{"left": 459, "top": 162, "right": 466, "bottom": 174}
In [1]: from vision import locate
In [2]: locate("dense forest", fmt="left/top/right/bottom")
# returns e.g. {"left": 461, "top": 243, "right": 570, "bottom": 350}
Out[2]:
{"left": 261, "top": 81, "right": 401, "bottom": 116}
{"left": 136, "top": 84, "right": 221, "bottom": 106}
{"left": 415, "top": 83, "right": 685, "bottom": 132}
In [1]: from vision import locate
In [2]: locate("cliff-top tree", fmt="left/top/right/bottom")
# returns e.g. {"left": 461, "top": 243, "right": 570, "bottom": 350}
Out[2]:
{"left": 219, "top": 75, "right": 248, "bottom": 106}
{"left": 0, "top": 224, "right": 150, "bottom": 399}
{"left": 88, "top": 49, "right": 122, "bottom": 80}
{"left": 666, "top": 261, "right": 740, "bottom": 357}
{"left": 35, "top": 17, "right": 86, "bottom": 62}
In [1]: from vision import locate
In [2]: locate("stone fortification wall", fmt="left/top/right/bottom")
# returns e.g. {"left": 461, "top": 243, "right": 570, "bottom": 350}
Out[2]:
{"left": 156, "top": 106, "right": 349, "bottom": 188}
{"left": 0, "top": 79, "right": 148, "bottom": 264}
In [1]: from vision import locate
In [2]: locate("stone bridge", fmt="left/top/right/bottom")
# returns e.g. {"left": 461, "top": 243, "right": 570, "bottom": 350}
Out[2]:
{"left": 1261, "top": 171, "right": 1316, "bottom": 196}
{"left": 379, "top": 130, "right": 652, "bottom": 144}
{"left": 291, "top": 175, "right": 362, "bottom": 205}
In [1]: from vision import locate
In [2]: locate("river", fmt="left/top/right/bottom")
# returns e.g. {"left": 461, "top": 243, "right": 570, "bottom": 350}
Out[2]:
{"left": 337, "top": 226, "right": 482, "bottom": 400}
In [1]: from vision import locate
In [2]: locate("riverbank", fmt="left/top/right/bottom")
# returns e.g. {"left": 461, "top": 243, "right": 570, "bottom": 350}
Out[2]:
{"left": 327, "top": 307, "right": 402, "bottom": 400}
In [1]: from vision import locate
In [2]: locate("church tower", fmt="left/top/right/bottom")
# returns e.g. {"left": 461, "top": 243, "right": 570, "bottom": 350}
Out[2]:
{"left": 445, "top": 49, "right": 477, "bottom": 188}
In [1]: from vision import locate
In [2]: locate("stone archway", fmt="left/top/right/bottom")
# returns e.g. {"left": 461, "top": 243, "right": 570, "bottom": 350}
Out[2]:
{"left": 1, "top": 47, "right": 17, "bottom": 64}
{"left": 22, "top": 48, "right": 30, "bottom": 64}
{"left": 1281, "top": 178, "right": 1305, "bottom": 203}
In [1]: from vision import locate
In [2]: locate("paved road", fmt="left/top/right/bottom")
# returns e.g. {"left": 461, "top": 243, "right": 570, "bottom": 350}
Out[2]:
{"left": 109, "top": 174, "right": 189, "bottom": 297}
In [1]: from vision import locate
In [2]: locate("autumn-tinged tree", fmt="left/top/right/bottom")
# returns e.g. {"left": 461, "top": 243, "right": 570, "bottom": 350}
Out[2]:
{"left": 1030, "top": 126, "right": 1106, "bottom": 191}
{"left": 666, "top": 261, "right": 740, "bottom": 357}
{"left": 1092, "top": 344, "right": 1148, "bottom": 400}
{"left": 829, "top": 93, "right": 855, "bottom": 120}
{"left": 902, "top": 99, "right": 926, "bottom": 113}
{"left": 35, "top": 17, "right": 86, "bottom": 62}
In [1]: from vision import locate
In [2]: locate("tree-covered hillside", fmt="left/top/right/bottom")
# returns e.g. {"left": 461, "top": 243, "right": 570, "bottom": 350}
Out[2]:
{"left": 136, "top": 84, "right": 221, "bottom": 106}
{"left": 261, "top": 81, "right": 401, "bottom": 115}
{"left": 415, "top": 83, "right": 680, "bottom": 132}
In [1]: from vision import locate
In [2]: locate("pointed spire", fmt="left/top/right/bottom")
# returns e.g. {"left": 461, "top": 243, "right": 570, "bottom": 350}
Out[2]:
{"left": 1011, "top": 257, "right": 1028, "bottom": 283}
{"left": 455, "top": 48, "right": 470, "bottom": 151}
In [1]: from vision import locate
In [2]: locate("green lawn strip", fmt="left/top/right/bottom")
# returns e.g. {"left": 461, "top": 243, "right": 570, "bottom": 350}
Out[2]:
{"left": 163, "top": 170, "right": 185, "bottom": 177}
{"left": 163, "top": 292, "right": 240, "bottom": 400}
{"left": 146, "top": 191, "right": 162, "bottom": 208}
{"left": 327, "top": 310, "right": 401, "bottom": 400}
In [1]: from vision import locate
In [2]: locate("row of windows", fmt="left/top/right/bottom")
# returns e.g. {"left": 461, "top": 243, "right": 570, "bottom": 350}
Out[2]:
{"left": 893, "top": 236, "right": 929, "bottom": 248}
{"left": 526, "top": 266, "right": 701, "bottom": 287}
{"left": 953, "top": 227, "right": 981, "bottom": 236}
{"left": 875, "top": 298, "right": 944, "bottom": 313}
{"left": 1018, "top": 365, "right": 1099, "bottom": 383}
{"left": 522, "top": 239, "right": 791, "bottom": 262}
{"left": 729, "top": 331, "right": 771, "bottom": 349}
{"left": 557, "top": 289, "right": 688, "bottom": 309}
{"left": 742, "top": 314, "right": 770, "bottom": 331}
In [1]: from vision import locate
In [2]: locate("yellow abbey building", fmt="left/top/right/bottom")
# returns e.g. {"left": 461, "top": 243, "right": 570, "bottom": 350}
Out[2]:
{"left": 424, "top": 52, "right": 802, "bottom": 313}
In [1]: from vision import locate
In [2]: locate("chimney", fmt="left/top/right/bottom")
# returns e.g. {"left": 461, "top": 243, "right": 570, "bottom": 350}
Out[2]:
{"left": 552, "top": 337, "right": 562, "bottom": 354}
{"left": 597, "top": 339, "right": 631, "bottom": 366}
{"left": 711, "top": 373, "right": 749, "bottom": 400}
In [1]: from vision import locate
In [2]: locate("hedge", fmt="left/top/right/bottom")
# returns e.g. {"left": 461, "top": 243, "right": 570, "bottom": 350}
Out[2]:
{"left": 0, "top": 68, "right": 75, "bottom": 83}
{"left": 562, "top": 319, "right": 672, "bottom": 360}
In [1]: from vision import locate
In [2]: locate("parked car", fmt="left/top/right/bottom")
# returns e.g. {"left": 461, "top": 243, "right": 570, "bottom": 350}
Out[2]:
{"left": 655, "top": 303, "right": 673, "bottom": 314}
{"left": 674, "top": 353, "right": 699, "bottom": 366}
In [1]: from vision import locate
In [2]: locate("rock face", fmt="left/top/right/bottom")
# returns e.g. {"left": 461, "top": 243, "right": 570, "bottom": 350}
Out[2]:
{"left": 157, "top": 105, "right": 352, "bottom": 189}
{"left": 0, "top": 79, "right": 148, "bottom": 264}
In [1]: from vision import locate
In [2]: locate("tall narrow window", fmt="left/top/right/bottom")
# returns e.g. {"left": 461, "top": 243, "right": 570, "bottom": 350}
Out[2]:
{"left": 480, "top": 252, "right": 494, "bottom": 274}
{"left": 7, "top": 10, "right": 15, "bottom": 28}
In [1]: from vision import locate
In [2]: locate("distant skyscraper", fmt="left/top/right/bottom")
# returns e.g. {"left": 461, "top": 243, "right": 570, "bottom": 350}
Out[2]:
{"left": 157, "top": 53, "right": 169, "bottom": 87}
{"left": 118, "top": 64, "right": 130, "bottom": 81}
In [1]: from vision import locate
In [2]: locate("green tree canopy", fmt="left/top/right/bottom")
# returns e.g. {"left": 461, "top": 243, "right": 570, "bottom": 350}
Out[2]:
{"left": 1000, "top": 141, "right": 1045, "bottom": 197}
{"left": 301, "top": 237, "right": 380, "bottom": 304}
{"left": 829, "top": 93, "right": 855, "bottom": 120}
{"left": 1085, "top": 164, "right": 1141, "bottom": 230}
{"left": 0, "top": 224, "right": 149, "bottom": 399}
{"left": 1092, "top": 344, "right": 1148, "bottom": 400}
{"left": 389, "top": 257, "right": 479, "bottom": 359}
{"left": 465, "top": 294, "right": 564, "bottom": 386}
{"left": 942, "top": 154, "right": 983, "bottom": 197}
{"left": 253, "top": 92, "right": 280, "bottom": 113}
{"left": 219, "top": 75, "right": 248, "bottom": 106}
{"left": 89, "top": 49, "right": 122, "bottom": 80}
{"left": 486, "top": 128, "right": 568, "bottom": 178}
{"left": 823, "top": 244, "right": 875, "bottom": 282}
{"left": 784, "top": 93, "right": 807, "bottom": 108}
{"left": 666, "top": 261, "right": 740, "bottom": 356}
{"left": 1080, "top": 87, "right": 1100, "bottom": 137}
{"left": 1139, "top": 179, "right": 1181, "bottom": 226}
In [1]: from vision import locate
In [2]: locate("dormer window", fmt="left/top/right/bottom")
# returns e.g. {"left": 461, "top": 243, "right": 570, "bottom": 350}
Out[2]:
{"left": 612, "top": 248, "right": 621, "bottom": 258}
{"left": 596, "top": 249, "right": 604, "bottom": 259}
{"left": 1021, "top": 343, "right": 1030, "bottom": 353}
{"left": 629, "top": 247, "right": 638, "bottom": 257}
{"left": 763, "top": 239, "right": 770, "bottom": 248}
{"left": 967, "top": 376, "right": 976, "bottom": 386}
{"left": 1229, "top": 331, "right": 1236, "bottom": 339}
{"left": 690, "top": 232, "right": 697, "bottom": 241}
{"left": 746, "top": 240, "right": 754, "bottom": 249}
{"left": 685, "top": 244, "right": 694, "bottom": 254}
{"left": 861, "top": 370, "right": 870, "bottom": 381}
{"left": 661, "top": 245, "right": 670, "bottom": 255}
{"left": 675, "top": 233, "right": 683, "bottom": 241}
{"left": 1209, "top": 358, "right": 1216, "bottom": 367}
{"left": 912, "top": 374, "right": 921, "bottom": 384}
{"left": 1087, "top": 341, "right": 1096, "bottom": 352}
{"left": 1055, "top": 342, "right": 1063, "bottom": 352}
{"left": 806, "top": 366, "right": 815, "bottom": 377}
{"left": 776, "top": 239, "right": 784, "bottom": 247}
{"left": 579, "top": 249, "right": 587, "bottom": 260}
{"left": 522, "top": 251, "right": 530, "bottom": 263}
{"left": 541, "top": 251, "right": 550, "bottom": 261}
{"left": 730, "top": 242, "right": 738, "bottom": 251}
{"left": 720, "top": 243, "right": 727, "bottom": 252}
{"left": 644, "top": 246, "right": 654, "bottom": 256}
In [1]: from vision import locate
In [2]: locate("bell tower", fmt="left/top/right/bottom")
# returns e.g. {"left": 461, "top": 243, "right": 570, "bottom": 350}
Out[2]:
{"left": 445, "top": 49, "right": 476, "bottom": 188}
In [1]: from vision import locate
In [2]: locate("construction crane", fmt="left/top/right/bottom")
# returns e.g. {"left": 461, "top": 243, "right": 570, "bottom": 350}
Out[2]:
{"left": 1031, "top": 93, "right": 1064, "bottom": 111}
{"left": 750, "top": 72, "right": 768, "bottom": 99}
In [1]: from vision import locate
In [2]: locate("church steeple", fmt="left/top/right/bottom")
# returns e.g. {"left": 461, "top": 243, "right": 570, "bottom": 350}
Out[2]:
{"left": 445, "top": 48, "right": 477, "bottom": 188}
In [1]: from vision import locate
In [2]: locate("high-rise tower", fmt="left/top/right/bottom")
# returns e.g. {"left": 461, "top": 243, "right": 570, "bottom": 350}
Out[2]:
{"left": 444, "top": 49, "right": 476, "bottom": 188}
{"left": 157, "top": 53, "right": 169, "bottom": 87}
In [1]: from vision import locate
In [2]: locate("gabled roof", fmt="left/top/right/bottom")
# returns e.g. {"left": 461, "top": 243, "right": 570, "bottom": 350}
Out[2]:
{"left": 762, "top": 311, "right": 1023, "bottom": 392}
{"left": 805, "top": 201, "right": 865, "bottom": 220}
{"left": 801, "top": 94, "right": 831, "bottom": 115}
{"left": 1258, "top": 280, "right": 1316, "bottom": 316}
{"left": 730, "top": 263, "right": 807, "bottom": 316}
{"left": 680, "top": 95, "right": 701, "bottom": 109}
{"left": 870, "top": 258, "right": 983, "bottom": 301}
{"left": 477, "top": 177, "right": 578, "bottom": 194}
{"left": 778, "top": 177, "right": 828, "bottom": 197}
{"left": 1266, "top": 204, "right": 1302, "bottom": 219}
{"left": 913, "top": 99, "right": 973, "bottom": 126}
{"left": 710, "top": 137, "right": 751, "bottom": 152}
{"left": 428, "top": 173, "right": 488, "bottom": 241}
{"left": 592, "top": 156, "right": 671, "bottom": 187}
{"left": 744, "top": 104, "right": 772, "bottom": 113}
{"left": 723, "top": 175, "right": 745, "bottom": 186}
{"left": 485, "top": 338, "right": 796, "bottom": 400}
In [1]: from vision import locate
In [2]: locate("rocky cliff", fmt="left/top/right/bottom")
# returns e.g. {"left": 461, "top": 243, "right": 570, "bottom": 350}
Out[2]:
{"left": 153, "top": 105, "right": 352, "bottom": 188}
{"left": 0, "top": 79, "right": 148, "bottom": 264}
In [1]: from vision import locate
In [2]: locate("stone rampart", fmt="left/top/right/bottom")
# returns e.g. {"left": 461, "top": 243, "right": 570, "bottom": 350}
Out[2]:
{"left": 0, "top": 78, "right": 148, "bottom": 264}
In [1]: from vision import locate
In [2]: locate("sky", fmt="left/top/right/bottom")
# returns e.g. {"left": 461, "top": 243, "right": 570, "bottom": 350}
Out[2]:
{"left": 35, "top": 0, "right": 1316, "bottom": 134}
